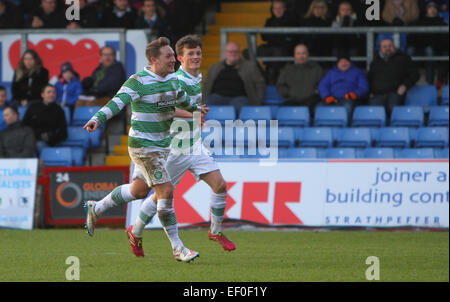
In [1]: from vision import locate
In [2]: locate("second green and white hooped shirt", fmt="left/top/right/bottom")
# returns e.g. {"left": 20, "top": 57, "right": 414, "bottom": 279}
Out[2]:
{"left": 170, "top": 66, "right": 203, "bottom": 154}
{"left": 90, "top": 66, "right": 200, "bottom": 152}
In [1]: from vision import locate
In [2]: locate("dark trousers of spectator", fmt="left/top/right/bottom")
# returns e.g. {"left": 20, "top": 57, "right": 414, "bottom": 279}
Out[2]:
{"left": 316, "top": 98, "right": 355, "bottom": 121}
{"left": 369, "top": 93, "right": 404, "bottom": 118}
{"left": 206, "top": 93, "right": 250, "bottom": 116}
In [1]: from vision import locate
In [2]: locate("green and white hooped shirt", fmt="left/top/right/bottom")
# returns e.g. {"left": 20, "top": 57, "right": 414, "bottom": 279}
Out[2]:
{"left": 90, "top": 66, "right": 199, "bottom": 151}
{"left": 170, "top": 66, "right": 203, "bottom": 152}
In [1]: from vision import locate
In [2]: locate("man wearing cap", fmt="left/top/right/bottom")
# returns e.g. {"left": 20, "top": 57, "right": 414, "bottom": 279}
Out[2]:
{"left": 318, "top": 52, "right": 369, "bottom": 115}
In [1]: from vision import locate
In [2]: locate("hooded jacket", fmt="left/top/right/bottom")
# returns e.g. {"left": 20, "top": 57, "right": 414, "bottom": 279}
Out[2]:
{"left": 319, "top": 63, "right": 369, "bottom": 100}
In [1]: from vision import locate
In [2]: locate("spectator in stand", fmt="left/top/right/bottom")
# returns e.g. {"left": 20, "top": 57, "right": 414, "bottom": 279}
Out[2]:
{"left": 25, "top": 0, "right": 68, "bottom": 28}
{"left": 408, "top": 1, "right": 449, "bottom": 87}
{"left": 76, "top": 46, "right": 126, "bottom": 107}
{"left": 164, "top": 0, "right": 206, "bottom": 42}
{"left": 0, "top": 0, "right": 23, "bottom": 28}
{"left": 204, "top": 42, "right": 266, "bottom": 113}
{"left": 276, "top": 44, "right": 324, "bottom": 113}
{"left": 368, "top": 38, "right": 420, "bottom": 116}
{"left": 254, "top": 0, "right": 297, "bottom": 85}
{"left": 22, "top": 84, "right": 67, "bottom": 154}
{"left": 331, "top": 1, "right": 364, "bottom": 57}
{"left": 135, "top": 0, "right": 171, "bottom": 38}
{"left": 0, "top": 106, "right": 36, "bottom": 158}
{"left": 318, "top": 52, "right": 369, "bottom": 115}
{"left": 300, "top": 0, "right": 332, "bottom": 57}
{"left": 66, "top": 0, "right": 100, "bottom": 28}
{"left": 11, "top": 49, "right": 49, "bottom": 107}
{"left": 436, "top": 0, "right": 448, "bottom": 11}
{"left": 101, "top": 0, "right": 137, "bottom": 28}
{"left": 0, "top": 86, "right": 8, "bottom": 132}
{"left": 382, "top": 0, "right": 420, "bottom": 25}
{"left": 55, "top": 62, "right": 82, "bottom": 114}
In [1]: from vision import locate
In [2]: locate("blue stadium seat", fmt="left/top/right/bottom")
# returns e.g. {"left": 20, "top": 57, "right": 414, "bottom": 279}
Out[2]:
{"left": 442, "top": 85, "right": 449, "bottom": 105}
{"left": 298, "top": 127, "right": 333, "bottom": 148}
{"left": 61, "top": 105, "right": 71, "bottom": 125}
{"left": 72, "top": 106, "right": 102, "bottom": 126}
{"left": 71, "top": 147, "right": 85, "bottom": 166}
{"left": 397, "top": 148, "right": 434, "bottom": 159}
{"left": 210, "top": 147, "right": 241, "bottom": 160}
{"left": 337, "top": 127, "right": 372, "bottom": 148}
{"left": 375, "top": 127, "right": 411, "bottom": 148}
{"left": 439, "top": 11, "right": 449, "bottom": 24}
{"left": 263, "top": 86, "right": 284, "bottom": 105}
{"left": 352, "top": 106, "right": 386, "bottom": 127}
{"left": 286, "top": 147, "right": 318, "bottom": 158}
{"left": 434, "top": 147, "right": 449, "bottom": 159}
{"left": 276, "top": 106, "right": 310, "bottom": 127}
{"left": 314, "top": 106, "right": 348, "bottom": 127}
{"left": 277, "top": 127, "right": 295, "bottom": 148}
{"left": 269, "top": 105, "right": 280, "bottom": 119}
{"left": 428, "top": 106, "right": 449, "bottom": 127}
{"left": 18, "top": 106, "right": 27, "bottom": 120}
{"left": 325, "top": 148, "right": 356, "bottom": 159}
{"left": 363, "top": 148, "right": 395, "bottom": 159}
{"left": 405, "top": 85, "right": 438, "bottom": 108}
{"left": 233, "top": 124, "right": 257, "bottom": 148}
{"left": 239, "top": 106, "right": 272, "bottom": 123}
{"left": 40, "top": 147, "right": 73, "bottom": 166}
{"left": 205, "top": 106, "right": 236, "bottom": 125}
{"left": 88, "top": 128, "right": 103, "bottom": 148}
{"left": 414, "top": 127, "right": 449, "bottom": 148}
{"left": 390, "top": 106, "right": 424, "bottom": 127}
{"left": 59, "top": 126, "right": 90, "bottom": 150}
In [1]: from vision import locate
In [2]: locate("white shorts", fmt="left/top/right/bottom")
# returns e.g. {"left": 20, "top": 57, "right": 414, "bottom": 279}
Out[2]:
{"left": 129, "top": 148, "right": 171, "bottom": 187}
{"left": 132, "top": 144, "right": 219, "bottom": 186}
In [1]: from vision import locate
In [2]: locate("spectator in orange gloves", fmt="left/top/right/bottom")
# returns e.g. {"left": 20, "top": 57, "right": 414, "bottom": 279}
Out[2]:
{"left": 318, "top": 53, "right": 369, "bottom": 115}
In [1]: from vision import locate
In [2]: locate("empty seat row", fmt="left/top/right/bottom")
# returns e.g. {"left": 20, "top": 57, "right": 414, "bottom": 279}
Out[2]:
{"left": 202, "top": 125, "right": 449, "bottom": 149}
{"left": 206, "top": 105, "right": 449, "bottom": 128}
{"left": 208, "top": 147, "right": 449, "bottom": 160}
{"left": 40, "top": 146, "right": 85, "bottom": 167}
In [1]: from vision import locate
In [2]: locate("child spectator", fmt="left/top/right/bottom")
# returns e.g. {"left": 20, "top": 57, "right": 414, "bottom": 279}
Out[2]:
{"left": 318, "top": 53, "right": 369, "bottom": 115}
{"left": 55, "top": 62, "right": 82, "bottom": 113}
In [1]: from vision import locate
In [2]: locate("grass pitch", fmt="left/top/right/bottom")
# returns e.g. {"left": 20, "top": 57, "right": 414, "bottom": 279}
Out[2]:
{"left": 0, "top": 228, "right": 448, "bottom": 282}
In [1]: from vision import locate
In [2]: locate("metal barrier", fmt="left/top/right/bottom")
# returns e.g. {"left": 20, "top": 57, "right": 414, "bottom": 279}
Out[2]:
{"left": 220, "top": 26, "right": 449, "bottom": 69}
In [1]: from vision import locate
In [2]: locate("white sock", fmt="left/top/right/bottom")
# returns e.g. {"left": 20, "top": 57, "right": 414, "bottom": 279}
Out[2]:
{"left": 157, "top": 199, "right": 183, "bottom": 250}
{"left": 210, "top": 192, "right": 227, "bottom": 235}
{"left": 94, "top": 184, "right": 136, "bottom": 217}
{"left": 131, "top": 194, "right": 158, "bottom": 238}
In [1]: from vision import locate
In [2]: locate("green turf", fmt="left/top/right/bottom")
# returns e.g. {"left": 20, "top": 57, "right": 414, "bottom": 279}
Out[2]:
{"left": 0, "top": 229, "right": 448, "bottom": 282}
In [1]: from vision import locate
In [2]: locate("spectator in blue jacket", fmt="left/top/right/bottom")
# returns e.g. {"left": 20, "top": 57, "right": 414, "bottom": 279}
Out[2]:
{"left": 318, "top": 53, "right": 369, "bottom": 114}
{"left": 55, "top": 62, "right": 82, "bottom": 114}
